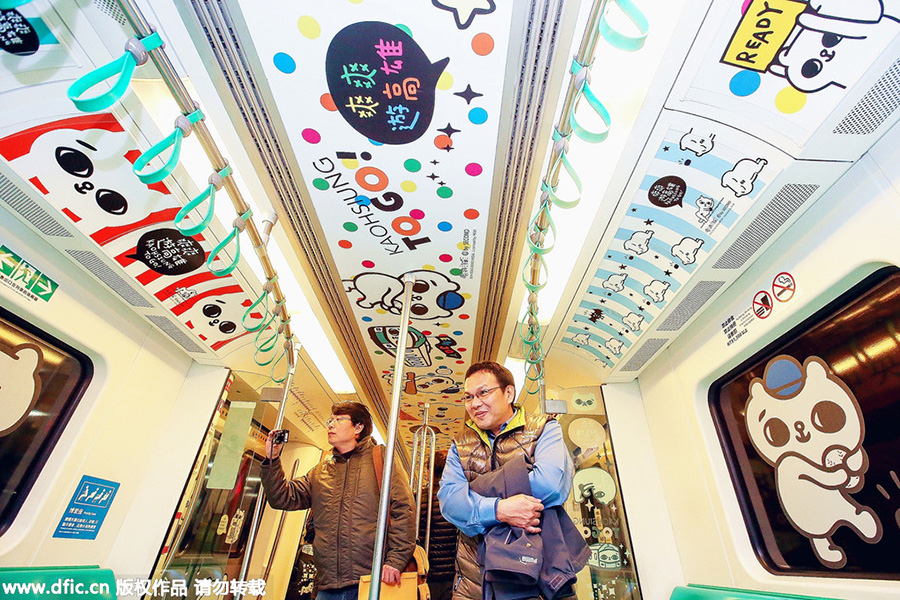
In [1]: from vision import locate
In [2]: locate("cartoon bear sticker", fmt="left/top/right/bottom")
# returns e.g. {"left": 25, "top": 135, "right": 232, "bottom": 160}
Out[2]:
{"left": 695, "top": 196, "right": 715, "bottom": 223}
{"left": 644, "top": 279, "right": 670, "bottom": 303}
{"left": 571, "top": 332, "right": 591, "bottom": 346}
{"left": 672, "top": 237, "right": 704, "bottom": 265}
{"left": 0, "top": 343, "right": 43, "bottom": 436}
{"left": 601, "top": 273, "right": 627, "bottom": 293}
{"left": 622, "top": 312, "right": 644, "bottom": 331}
{"left": 679, "top": 128, "right": 715, "bottom": 157}
{"left": 623, "top": 230, "right": 653, "bottom": 255}
{"left": 745, "top": 355, "right": 882, "bottom": 568}
{"left": 605, "top": 338, "right": 624, "bottom": 355}
{"left": 722, "top": 158, "right": 767, "bottom": 197}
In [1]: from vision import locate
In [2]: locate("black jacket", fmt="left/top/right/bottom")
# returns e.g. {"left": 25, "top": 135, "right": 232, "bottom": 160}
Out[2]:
{"left": 469, "top": 455, "right": 589, "bottom": 600}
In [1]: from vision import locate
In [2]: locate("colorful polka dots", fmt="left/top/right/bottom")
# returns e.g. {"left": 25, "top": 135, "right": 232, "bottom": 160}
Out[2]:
{"left": 437, "top": 71, "right": 454, "bottom": 90}
{"left": 302, "top": 128, "right": 320, "bottom": 144}
{"left": 468, "top": 107, "right": 488, "bottom": 125}
{"left": 395, "top": 23, "right": 412, "bottom": 37}
{"left": 313, "top": 178, "right": 329, "bottom": 190}
{"left": 273, "top": 52, "right": 296, "bottom": 73}
{"left": 404, "top": 159, "right": 421, "bottom": 172}
{"left": 439, "top": 254, "right": 452, "bottom": 262}
{"left": 338, "top": 239, "right": 352, "bottom": 248}
{"left": 362, "top": 316, "right": 373, "bottom": 322}
{"left": 465, "top": 162, "right": 482, "bottom": 176}
{"left": 464, "top": 209, "right": 479, "bottom": 219}
{"left": 321, "top": 94, "right": 337, "bottom": 111}
{"left": 775, "top": 86, "right": 807, "bottom": 114}
{"left": 434, "top": 134, "right": 453, "bottom": 150}
{"left": 297, "top": 16, "right": 321, "bottom": 38}
{"left": 362, "top": 260, "right": 375, "bottom": 269}
{"left": 401, "top": 180, "right": 417, "bottom": 192}
{"left": 422, "top": 264, "right": 435, "bottom": 271}
{"left": 343, "top": 222, "right": 358, "bottom": 232}
{"left": 729, "top": 70, "right": 760, "bottom": 97}
{"left": 438, "top": 221, "right": 452, "bottom": 232}
{"left": 437, "top": 186, "right": 453, "bottom": 198}
{"left": 450, "top": 268, "right": 462, "bottom": 276}
{"left": 410, "top": 209, "right": 425, "bottom": 219}
{"left": 472, "top": 33, "right": 494, "bottom": 56}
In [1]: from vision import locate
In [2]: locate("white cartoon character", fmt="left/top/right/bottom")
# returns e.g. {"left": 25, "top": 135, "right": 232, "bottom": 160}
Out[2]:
{"left": 672, "top": 237, "right": 704, "bottom": 265}
{"left": 0, "top": 114, "right": 176, "bottom": 235}
{"left": 605, "top": 338, "right": 624, "bottom": 355}
{"left": 745, "top": 355, "right": 882, "bottom": 568}
{"left": 0, "top": 344, "right": 43, "bottom": 436}
{"left": 573, "top": 467, "right": 617, "bottom": 505}
{"left": 644, "top": 279, "right": 670, "bottom": 303}
{"left": 344, "top": 270, "right": 464, "bottom": 320}
{"left": 622, "top": 312, "right": 644, "bottom": 331}
{"left": 695, "top": 196, "right": 715, "bottom": 223}
{"left": 571, "top": 332, "right": 591, "bottom": 346}
{"left": 589, "top": 543, "right": 623, "bottom": 569}
{"left": 770, "top": 0, "right": 900, "bottom": 93}
{"left": 176, "top": 285, "right": 262, "bottom": 352}
{"left": 722, "top": 157, "right": 767, "bottom": 197}
{"left": 601, "top": 273, "right": 627, "bottom": 293}
{"left": 623, "top": 230, "right": 653, "bottom": 255}
{"left": 679, "top": 128, "right": 715, "bottom": 157}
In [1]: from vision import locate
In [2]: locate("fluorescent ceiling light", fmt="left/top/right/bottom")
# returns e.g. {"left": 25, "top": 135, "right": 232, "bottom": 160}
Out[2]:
{"left": 132, "top": 79, "right": 356, "bottom": 394}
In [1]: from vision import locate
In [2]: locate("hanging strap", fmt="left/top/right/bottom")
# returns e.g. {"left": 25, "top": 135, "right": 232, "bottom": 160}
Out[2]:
{"left": 207, "top": 208, "right": 250, "bottom": 277}
{"left": 270, "top": 338, "right": 289, "bottom": 383}
{"left": 68, "top": 32, "right": 164, "bottom": 112}
{"left": 600, "top": 0, "right": 650, "bottom": 52}
{"left": 133, "top": 108, "right": 204, "bottom": 184}
{"left": 243, "top": 275, "right": 276, "bottom": 332}
{"left": 175, "top": 164, "right": 231, "bottom": 236}
{"left": 569, "top": 60, "right": 612, "bottom": 144}
{"left": 526, "top": 204, "right": 556, "bottom": 256}
{"left": 0, "top": 0, "right": 33, "bottom": 8}
{"left": 540, "top": 131, "right": 583, "bottom": 209}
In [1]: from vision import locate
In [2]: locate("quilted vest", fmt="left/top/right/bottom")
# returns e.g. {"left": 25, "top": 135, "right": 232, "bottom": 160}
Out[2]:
{"left": 451, "top": 409, "right": 552, "bottom": 600}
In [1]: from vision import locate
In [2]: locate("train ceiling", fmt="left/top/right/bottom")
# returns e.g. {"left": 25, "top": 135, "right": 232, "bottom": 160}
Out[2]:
{"left": 1, "top": 0, "right": 899, "bottom": 453}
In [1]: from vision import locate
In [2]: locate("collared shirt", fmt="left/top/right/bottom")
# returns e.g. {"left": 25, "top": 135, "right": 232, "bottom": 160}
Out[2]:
{"left": 437, "top": 416, "right": 573, "bottom": 537}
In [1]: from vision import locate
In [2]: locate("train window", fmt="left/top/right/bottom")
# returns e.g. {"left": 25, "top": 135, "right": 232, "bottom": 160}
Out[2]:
{"left": 711, "top": 266, "right": 900, "bottom": 578}
{"left": 0, "top": 305, "right": 93, "bottom": 536}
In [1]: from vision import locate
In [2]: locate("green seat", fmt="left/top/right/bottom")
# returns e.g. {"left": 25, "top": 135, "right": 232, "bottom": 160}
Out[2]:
{"left": 672, "top": 584, "right": 837, "bottom": 600}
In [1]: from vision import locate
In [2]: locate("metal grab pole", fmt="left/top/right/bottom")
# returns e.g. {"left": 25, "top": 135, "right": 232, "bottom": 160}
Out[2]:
{"left": 422, "top": 426, "right": 436, "bottom": 556}
{"left": 369, "top": 273, "right": 416, "bottom": 600}
{"left": 235, "top": 344, "right": 299, "bottom": 600}
{"left": 412, "top": 405, "right": 431, "bottom": 543}
{"left": 262, "top": 459, "right": 300, "bottom": 581}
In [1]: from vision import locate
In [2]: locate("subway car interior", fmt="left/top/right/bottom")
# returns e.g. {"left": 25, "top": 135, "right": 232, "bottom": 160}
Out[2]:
{"left": 2, "top": 0, "right": 900, "bottom": 599}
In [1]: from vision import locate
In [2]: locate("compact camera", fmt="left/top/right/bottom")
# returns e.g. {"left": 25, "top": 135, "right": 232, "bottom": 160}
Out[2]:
{"left": 271, "top": 429, "right": 290, "bottom": 445}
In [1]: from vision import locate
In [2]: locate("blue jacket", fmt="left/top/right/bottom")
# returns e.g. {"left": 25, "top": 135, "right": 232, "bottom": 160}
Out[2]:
{"left": 468, "top": 454, "right": 589, "bottom": 600}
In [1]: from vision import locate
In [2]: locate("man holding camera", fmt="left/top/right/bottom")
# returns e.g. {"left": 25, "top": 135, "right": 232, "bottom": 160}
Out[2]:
{"left": 261, "top": 402, "right": 415, "bottom": 600}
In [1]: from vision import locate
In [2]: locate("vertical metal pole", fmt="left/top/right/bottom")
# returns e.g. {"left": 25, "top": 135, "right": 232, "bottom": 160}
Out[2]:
{"left": 235, "top": 344, "right": 299, "bottom": 600}
{"left": 423, "top": 427, "right": 436, "bottom": 556}
{"left": 409, "top": 430, "right": 421, "bottom": 492}
{"left": 413, "top": 404, "right": 430, "bottom": 543}
{"left": 369, "top": 273, "right": 416, "bottom": 600}
{"left": 262, "top": 459, "right": 300, "bottom": 581}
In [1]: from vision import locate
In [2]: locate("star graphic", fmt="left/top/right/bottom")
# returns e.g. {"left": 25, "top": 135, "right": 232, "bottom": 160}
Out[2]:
{"left": 454, "top": 84, "right": 484, "bottom": 104}
{"left": 438, "top": 180, "right": 446, "bottom": 185}
{"left": 664, "top": 269, "right": 672, "bottom": 276}
{"left": 431, "top": 160, "right": 439, "bottom": 165}
{"left": 644, "top": 219, "right": 654, "bottom": 225}
{"left": 638, "top": 306, "right": 644, "bottom": 311}
{"left": 631, "top": 208, "right": 637, "bottom": 212}
{"left": 443, "top": 144, "right": 454, "bottom": 152}
{"left": 600, "top": 299, "right": 606, "bottom": 303}
{"left": 438, "top": 123, "right": 461, "bottom": 137}
{"left": 618, "top": 264, "right": 627, "bottom": 270}
{"left": 663, "top": 145, "right": 670, "bottom": 151}
{"left": 427, "top": 173, "right": 439, "bottom": 180}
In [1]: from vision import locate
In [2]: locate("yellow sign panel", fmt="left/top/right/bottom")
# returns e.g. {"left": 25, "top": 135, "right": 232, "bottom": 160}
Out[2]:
{"left": 721, "top": 0, "right": 806, "bottom": 72}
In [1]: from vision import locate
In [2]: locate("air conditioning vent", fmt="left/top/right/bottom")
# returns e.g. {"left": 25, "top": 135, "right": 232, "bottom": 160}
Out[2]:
{"left": 834, "top": 59, "right": 900, "bottom": 136}
{"left": 0, "top": 174, "right": 72, "bottom": 238}
{"left": 657, "top": 280, "right": 725, "bottom": 332}
{"left": 619, "top": 337, "right": 668, "bottom": 372}
{"left": 145, "top": 315, "right": 204, "bottom": 353}
{"left": 66, "top": 250, "right": 153, "bottom": 308}
{"left": 712, "top": 183, "right": 818, "bottom": 270}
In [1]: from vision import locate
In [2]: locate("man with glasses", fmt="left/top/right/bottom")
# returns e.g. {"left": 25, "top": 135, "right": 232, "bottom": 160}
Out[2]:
{"left": 261, "top": 402, "right": 415, "bottom": 600}
{"left": 438, "top": 362, "right": 577, "bottom": 600}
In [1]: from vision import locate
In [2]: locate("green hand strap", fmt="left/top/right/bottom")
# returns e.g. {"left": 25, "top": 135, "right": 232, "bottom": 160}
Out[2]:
{"left": 526, "top": 203, "right": 556, "bottom": 256}
{"left": 133, "top": 108, "right": 204, "bottom": 184}
{"left": 68, "top": 32, "right": 163, "bottom": 112}
{"left": 569, "top": 60, "right": 612, "bottom": 144}
{"left": 175, "top": 164, "right": 231, "bottom": 236}
{"left": 270, "top": 340, "right": 290, "bottom": 383}
{"left": 541, "top": 130, "right": 583, "bottom": 209}
{"left": 207, "top": 209, "right": 250, "bottom": 277}
{"left": 600, "top": 0, "right": 650, "bottom": 51}
{"left": 243, "top": 275, "right": 276, "bottom": 332}
{"left": 254, "top": 318, "right": 281, "bottom": 366}
{"left": 0, "top": 0, "right": 33, "bottom": 8}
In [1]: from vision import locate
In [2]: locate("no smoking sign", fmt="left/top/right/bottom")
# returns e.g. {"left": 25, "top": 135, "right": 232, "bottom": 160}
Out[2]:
{"left": 773, "top": 272, "right": 795, "bottom": 302}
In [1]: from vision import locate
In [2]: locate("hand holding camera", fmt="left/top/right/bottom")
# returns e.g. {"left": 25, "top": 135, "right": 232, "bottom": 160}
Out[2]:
{"left": 266, "top": 429, "right": 290, "bottom": 460}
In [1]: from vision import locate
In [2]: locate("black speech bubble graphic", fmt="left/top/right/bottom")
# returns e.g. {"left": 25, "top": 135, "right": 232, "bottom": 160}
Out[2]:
{"left": 126, "top": 228, "right": 205, "bottom": 276}
{"left": 0, "top": 10, "right": 39, "bottom": 57}
{"left": 647, "top": 175, "right": 687, "bottom": 208}
{"left": 325, "top": 21, "right": 449, "bottom": 145}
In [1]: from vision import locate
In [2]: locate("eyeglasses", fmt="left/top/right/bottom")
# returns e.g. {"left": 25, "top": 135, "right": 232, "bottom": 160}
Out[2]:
{"left": 462, "top": 386, "right": 501, "bottom": 405}
{"left": 325, "top": 416, "right": 352, "bottom": 427}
